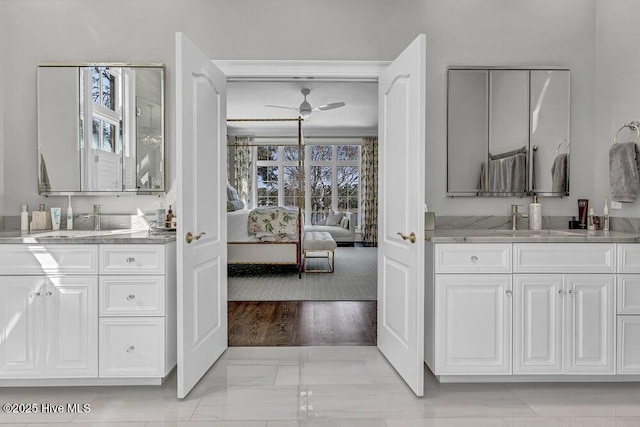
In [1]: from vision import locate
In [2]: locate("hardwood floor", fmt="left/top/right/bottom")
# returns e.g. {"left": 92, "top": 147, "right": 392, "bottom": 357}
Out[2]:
{"left": 228, "top": 301, "right": 377, "bottom": 346}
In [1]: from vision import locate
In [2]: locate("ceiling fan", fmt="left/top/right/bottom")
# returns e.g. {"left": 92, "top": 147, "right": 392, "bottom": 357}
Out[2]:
{"left": 265, "top": 88, "right": 345, "bottom": 118}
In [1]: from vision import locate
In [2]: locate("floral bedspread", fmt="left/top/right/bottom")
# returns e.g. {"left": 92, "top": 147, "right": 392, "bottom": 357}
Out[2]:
{"left": 248, "top": 206, "right": 299, "bottom": 241}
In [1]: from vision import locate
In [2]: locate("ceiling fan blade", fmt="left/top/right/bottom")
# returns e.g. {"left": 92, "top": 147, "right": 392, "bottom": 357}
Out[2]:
{"left": 312, "top": 102, "right": 346, "bottom": 111}
{"left": 264, "top": 105, "right": 301, "bottom": 112}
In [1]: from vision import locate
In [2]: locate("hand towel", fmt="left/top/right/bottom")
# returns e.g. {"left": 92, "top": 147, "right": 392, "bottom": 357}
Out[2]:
{"left": 609, "top": 141, "right": 640, "bottom": 203}
{"left": 479, "top": 151, "right": 527, "bottom": 195}
{"left": 551, "top": 153, "right": 568, "bottom": 193}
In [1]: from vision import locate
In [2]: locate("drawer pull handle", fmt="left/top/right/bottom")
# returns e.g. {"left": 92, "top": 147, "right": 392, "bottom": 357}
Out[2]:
{"left": 505, "top": 289, "right": 513, "bottom": 296}
{"left": 127, "top": 294, "right": 136, "bottom": 301}
{"left": 126, "top": 257, "right": 136, "bottom": 263}
{"left": 127, "top": 346, "right": 135, "bottom": 353}
{"left": 470, "top": 256, "right": 479, "bottom": 263}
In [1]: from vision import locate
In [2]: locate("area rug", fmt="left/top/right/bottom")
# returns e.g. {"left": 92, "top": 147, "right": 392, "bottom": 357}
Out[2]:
{"left": 227, "top": 246, "right": 377, "bottom": 301}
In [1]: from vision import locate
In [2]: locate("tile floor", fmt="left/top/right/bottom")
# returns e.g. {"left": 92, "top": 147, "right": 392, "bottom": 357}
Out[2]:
{"left": 2, "top": 346, "right": 640, "bottom": 425}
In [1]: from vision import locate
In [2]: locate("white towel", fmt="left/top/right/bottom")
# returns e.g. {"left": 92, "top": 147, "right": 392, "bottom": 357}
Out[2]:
{"left": 609, "top": 141, "right": 640, "bottom": 203}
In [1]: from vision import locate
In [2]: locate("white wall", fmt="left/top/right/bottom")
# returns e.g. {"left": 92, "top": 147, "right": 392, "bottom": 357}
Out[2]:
{"left": 0, "top": 0, "right": 625, "bottom": 221}
{"left": 594, "top": 0, "right": 640, "bottom": 218}
{"left": 424, "top": 0, "right": 597, "bottom": 216}
{"left": 0, "top": 0, "right": 423, "bottom": 217}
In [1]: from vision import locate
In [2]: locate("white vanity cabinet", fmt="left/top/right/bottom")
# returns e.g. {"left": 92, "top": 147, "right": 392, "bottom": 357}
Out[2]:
{"left": 427, "top": 241, "right": 619, "bottom": 380}
{"left": 98, "top": 244, "right": 176, "bottom": 378}
{"left": 0, "top": 240, "right": 176, "bottom": 385}
{"left": 513, "top": 243, "right": 616, "bottom": 375}
{"left": 433, "top": 244, "right": 512, "bottom": 375}
{"left": 0, "top": 245, "right": 99, "bottom": 379}
{"left": 616, "top": 244, "right": 640, "bottom": 374}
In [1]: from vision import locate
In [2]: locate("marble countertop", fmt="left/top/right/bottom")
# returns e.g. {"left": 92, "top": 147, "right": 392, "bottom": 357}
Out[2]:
{"left": 426, "top": 229, "right": 640, "bottom": 243}
{"left": 0, "top": 229, "right": 176, "bottom": 244}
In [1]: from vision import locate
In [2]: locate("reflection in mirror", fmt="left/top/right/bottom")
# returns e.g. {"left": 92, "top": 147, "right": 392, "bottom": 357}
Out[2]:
{"left": 37, "top": 64, "right": 165, "bottom": 194}
{"left": 446, "top": 66, "right": 570, "bottom": 197}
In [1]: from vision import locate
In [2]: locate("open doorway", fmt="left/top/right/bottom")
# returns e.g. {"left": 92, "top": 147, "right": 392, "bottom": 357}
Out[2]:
{"left": 224, "top": 80, "right": 379, "bottom": 346}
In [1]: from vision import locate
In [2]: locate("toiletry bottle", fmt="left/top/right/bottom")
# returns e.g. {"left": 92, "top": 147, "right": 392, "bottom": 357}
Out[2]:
{"left": 529, "top": 195, "right": 542, "bottom": 230}
{"left": 578, "top": 199, "right": 589, "bottom": 229}
{"left": 66, "top": 195, "right": 73, "bottom": 230}
{"left": 588, "top": 208, "right": 597, "bottom": 231}
{"left": 166, "top": 205, "right": 174, "bottom": 228}
{"left": 603, "top": 198, "right": 610, "bottom": 232}
{"left": 20, "top": 204, "right": 29, "bottom": 232}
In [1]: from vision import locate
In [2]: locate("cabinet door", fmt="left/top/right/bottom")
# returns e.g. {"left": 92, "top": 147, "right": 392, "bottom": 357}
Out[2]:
{"left": 618, "top": 316, "right": 640, "bottom": 374}
{"left": 565, "top": 275, "right": 615, "bottom": 374}
{"left": 44, "top": 276, "right": 98, "bottom": 378}
{"left": 0, "top": 276, "right": 44, "bottom": 378}
{"left": 513, "top": 274, "right": 564, "bottom": 374}
{"left": 435, "top": 274, "right": 512, "bottom": 374}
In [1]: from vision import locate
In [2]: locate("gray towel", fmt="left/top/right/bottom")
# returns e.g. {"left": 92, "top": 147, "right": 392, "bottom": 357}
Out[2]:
{"left": 551, "top": 153, "right": 568, "bottom": 193}
{"left": 479, "top": 151, "right": 527, "bottom": 195}
{"left": 610, "top": 141, "right": 640, "bottom": 203}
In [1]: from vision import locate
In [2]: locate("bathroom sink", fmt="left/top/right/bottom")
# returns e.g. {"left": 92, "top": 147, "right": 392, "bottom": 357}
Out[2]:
{"left": 29, "top": 229, "right": 136, "bottom": 238}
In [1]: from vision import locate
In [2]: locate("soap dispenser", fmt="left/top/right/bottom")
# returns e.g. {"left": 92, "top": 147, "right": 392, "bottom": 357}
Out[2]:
{"left": 529, "top": 195, "right": 542, "bottom": 230}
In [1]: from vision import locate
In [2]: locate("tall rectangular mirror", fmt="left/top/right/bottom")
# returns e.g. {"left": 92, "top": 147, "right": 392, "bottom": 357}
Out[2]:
{"left": 447, "top": 66, "right": 570, "bottom": 197}
{"left": 37, "top": 63, "right": 165, "bottom": 194}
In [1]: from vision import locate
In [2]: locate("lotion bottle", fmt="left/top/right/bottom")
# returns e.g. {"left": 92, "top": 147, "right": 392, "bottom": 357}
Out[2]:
{"left": 20, "top": 204, "right": 29, "bottom": 232}
{"left": 588, "top": 208, "right": 597, "bottom": 231}
{"left": 66, "top": 195, "right": 73, "bottom": 230}
{"left": 529, "top": 195, "right": 542, "bottom": 230}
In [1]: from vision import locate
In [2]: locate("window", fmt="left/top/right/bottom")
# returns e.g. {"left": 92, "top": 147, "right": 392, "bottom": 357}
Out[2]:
{"left": 253, "top": 143, "right": 360, "bottom": 228}
{"left": 87, "top": 67, "right": 122, "bottom": 154}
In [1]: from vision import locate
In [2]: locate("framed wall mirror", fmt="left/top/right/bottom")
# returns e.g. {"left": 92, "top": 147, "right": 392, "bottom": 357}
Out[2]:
{"left": 446, "top": 66, "right": 570, "bottom": 197}
{"left": 37, "top": 63, "right": 165, "bottom": 195}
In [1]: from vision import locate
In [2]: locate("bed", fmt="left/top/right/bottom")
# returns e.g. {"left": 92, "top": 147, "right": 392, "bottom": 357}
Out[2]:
{"left": 227, "top": 206, "right": 303, "bottom": 276}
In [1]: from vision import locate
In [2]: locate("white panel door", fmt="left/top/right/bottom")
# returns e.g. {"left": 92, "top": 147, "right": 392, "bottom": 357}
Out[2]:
{"left": 377, "top": 34, "right": 426, "bottom": 396}
{"left": 0, "top": 276, "right": 44, "bottom": 378}
{"left": 565, "top": 274, "right": 615, "bottom": 374}
{"left": 175, "top": 32, "right": 228, "bottom": 398}
{"left": 435, "top": 274, "right": 512, "bottom": 375}
{"left": 513, "top": 274, "right": 563, "bottom": 374}
{"left": 45, "top": 276, "right": 98, "bottom": 378}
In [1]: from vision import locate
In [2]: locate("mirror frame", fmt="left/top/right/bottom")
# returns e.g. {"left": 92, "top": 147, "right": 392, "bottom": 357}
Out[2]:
{"left": 37, "top": 62, "right": 166, "bottom": 196}
{"left": 446, "top": 65, "right": 570, "bottom": 197}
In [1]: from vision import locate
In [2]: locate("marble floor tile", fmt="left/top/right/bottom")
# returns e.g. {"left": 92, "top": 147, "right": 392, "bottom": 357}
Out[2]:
{"left": 275, "top": 360, "right": 373, "bottom": 386}
{"left": 68, "top": 399, "right": 200, "bottom": 423}
{"left": 503, "top": 417, "right": 617, "bottom": 427}
{"left": 386, "top": 418, "right": 509, "bottom": 427}
{"left": 146, "top": 422, "right": 267, "bottom": 427}
{"left": 267, "top": 420, "right": 388, "bottom": 427}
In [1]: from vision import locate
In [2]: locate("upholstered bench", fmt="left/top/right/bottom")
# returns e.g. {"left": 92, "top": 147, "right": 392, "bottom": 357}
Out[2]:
{"left": 303, "top": 231, "right": 337, "bottom": 273}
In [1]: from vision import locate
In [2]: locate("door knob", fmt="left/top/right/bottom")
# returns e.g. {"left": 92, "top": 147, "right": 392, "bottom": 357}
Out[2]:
{"left": 185, "top": 231, "right": 206, "bottom": 243}
{"left": 397, "top": 232, "right": 417, "bottom": 244}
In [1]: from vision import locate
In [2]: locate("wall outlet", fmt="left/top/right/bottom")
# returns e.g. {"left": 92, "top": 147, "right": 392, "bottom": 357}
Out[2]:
{"left": 610, "top": 201, "right": 623, "bottom": 210}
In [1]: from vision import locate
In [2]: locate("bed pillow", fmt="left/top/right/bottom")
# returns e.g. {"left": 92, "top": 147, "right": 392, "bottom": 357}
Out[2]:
{"left": 226, "top": 200, "right": 244, "bottom": 212}
{"left": 227, "top": 184, "right": 240, "bottom": 201}
{"left": 340, "top": 216, "right": 349, "bottom": 230}
{"left": 326, "top": 210, "right": 344, "bottom": 226}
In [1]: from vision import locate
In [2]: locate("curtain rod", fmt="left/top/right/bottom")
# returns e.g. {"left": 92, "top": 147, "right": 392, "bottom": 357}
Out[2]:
{"left": 227, "top": 118, "right": 303, "bottom": 122}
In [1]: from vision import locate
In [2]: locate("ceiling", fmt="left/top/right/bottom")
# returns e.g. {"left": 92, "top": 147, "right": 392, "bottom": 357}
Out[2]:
{"left": 226, "top": 81, "right": 378, "bottom": 138}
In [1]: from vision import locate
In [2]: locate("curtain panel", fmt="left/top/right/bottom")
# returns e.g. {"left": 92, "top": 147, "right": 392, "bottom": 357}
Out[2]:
{"left": 230, "top": 136, "right": 253, "bottom": 207}
{"left": 361, "top": 137, "right": 378, "bottom": 247}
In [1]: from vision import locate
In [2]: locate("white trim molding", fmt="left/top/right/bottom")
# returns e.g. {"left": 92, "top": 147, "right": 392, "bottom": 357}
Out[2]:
{"left": 212, "top": 60, "right": 390, "bottom": 81}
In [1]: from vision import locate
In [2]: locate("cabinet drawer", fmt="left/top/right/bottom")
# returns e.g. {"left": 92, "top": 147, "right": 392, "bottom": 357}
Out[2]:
{"left": 618, "top": 316, "right": 640, "bottom": 374}
{"left": 0, "top": 244, "right": 98, "bottom": 275}
{"left": 99, "top": 318, "right": 165, "bottom": 377}
{"left": 435, "top": 244, "right": 511, "bottom": 273}
{"left": 618, "top": 245, "right": 640, "bottom": 273}
{"left": 99, "top": 276, "right": 165, "bottom": 316}
{"left": 618, "top": 275, "right": 640, "bottom": 314}
{"left": 513, "top": 243, "right": 615, "bottom": 273}
{"left": 99, "top": 245, "right": 164, "bottom": 275}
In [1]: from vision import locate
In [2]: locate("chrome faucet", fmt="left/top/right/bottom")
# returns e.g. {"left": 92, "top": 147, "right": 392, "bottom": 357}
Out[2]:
{"left": 92, "top": 204, "right": 102, "bottom": 231}
{"left": 511, "top": 204, "right": 528, "bottom": 231}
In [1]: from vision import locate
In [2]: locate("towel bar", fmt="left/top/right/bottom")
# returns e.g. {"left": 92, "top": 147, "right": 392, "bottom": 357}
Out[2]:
{"left": 613, "top": 121, "right": 640, "bottom": 145}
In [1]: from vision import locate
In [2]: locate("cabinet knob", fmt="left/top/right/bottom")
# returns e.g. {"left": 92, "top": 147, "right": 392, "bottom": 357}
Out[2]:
{"left": 470, "top": 256, "right": 479, "bottom": 263}
{"left": 558, "top": 290, "right": 567, "bottom": 296}
{"left": 31, "top": 292, "right": 41, "bottom": 298}
{"left": 127, "top": 294, "right": 136, "bottom": 301}
{"left": 568, "top": 289, "right": 575, "bottom": 296}
{"left": 127, "top": 346, "right": 135, "bottom": 353}
{"left": 126, "top": 257, "right": 135, "bottom": 263}
{"left": 45, "top": 291, "right": 53, "bottom": 296}
{"left": 505, "top": 289, "right": 513, "bottom": 296}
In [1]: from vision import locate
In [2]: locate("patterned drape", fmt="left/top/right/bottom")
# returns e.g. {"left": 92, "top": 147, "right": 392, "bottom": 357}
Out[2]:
{"left": 361, "top": 137, "right": 378, "bottom": 247}
{"left": 231, "top": 136, "right": 253, "bottom": 207}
